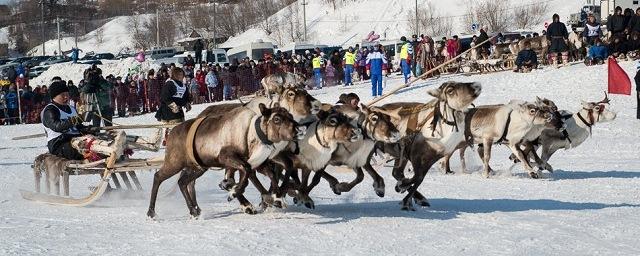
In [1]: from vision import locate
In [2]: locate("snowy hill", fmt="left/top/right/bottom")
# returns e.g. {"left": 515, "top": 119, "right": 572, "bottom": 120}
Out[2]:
{"left": 27, "top": 15, "right": 153, "bottom": 57}
{"left": 2, "top": 61, "right": 640, "bottom": 254}
{"left": 221, "top": 0, "right": 584, "bottom": 48}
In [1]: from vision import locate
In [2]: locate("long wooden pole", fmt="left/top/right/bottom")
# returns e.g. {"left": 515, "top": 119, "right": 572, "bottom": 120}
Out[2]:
{"left": 12, "top": 123, "right": 177, "bottom": 140}
{"left": 366, "top": 35, "right": 496, "bottom": 107}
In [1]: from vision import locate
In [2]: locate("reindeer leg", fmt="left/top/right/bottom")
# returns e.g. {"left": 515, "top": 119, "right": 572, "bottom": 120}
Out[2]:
{"left": 481, "top": 139, "right": 494, "bottom": 178}
{"left": 541, "top": 144, "right": 558, "bottom": 173}
{"left": 218, "top": 150, "right": 257, "bottom": 214}
{"left": 335, "top": 167, "right": 365, "bottom": 194}
{"left": 363, "top": 163, "right": 385, "bottom": 197}
{"left": 439, "top": 151, "right": 455, "bottom": 175}
{"left": 182, "top": 169, "right": 207, "bottom": 218}
{"left": 294, "top": 168, "right": 314, "bottom": 209}
{"left": 219, "top": 169, "right": 237, "bottom": 191}
{"left": 508, "top": 143, "right": 537, "bottom": 178}
{"left": 392, "top": 157, "right": 410, "bottom": 193}
{"left": 459, "top": 145, "right": 469, "bottom": 174}
{"left": 147, "top": 162, "right": 184, "bottom": 219}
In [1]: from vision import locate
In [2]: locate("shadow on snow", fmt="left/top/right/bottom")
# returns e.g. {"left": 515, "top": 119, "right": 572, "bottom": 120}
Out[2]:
{"left": 551, "top": 169, "right": 640, "bottom": 180}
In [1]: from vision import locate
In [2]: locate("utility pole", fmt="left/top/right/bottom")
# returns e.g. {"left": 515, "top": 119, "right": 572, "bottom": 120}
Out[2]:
{"left": 41, "top": 0, "right": 45, "bottom": 56}
{"left": 156, "top": 8, "right": 160, "bottom": 47}
{"left": 212, "top": 1, "right": 217, "bottom": 49}
{"left": 302, "top": 0, "right": 307, "bottom": 42}
{"left": 414, "top": 0, "right": 419, "bottom": 35}
{"left": 74, "top": 22, "right": 78, "bottom": 49}
{"left": 57, "top": 16, "right": 61, "bottom": 56}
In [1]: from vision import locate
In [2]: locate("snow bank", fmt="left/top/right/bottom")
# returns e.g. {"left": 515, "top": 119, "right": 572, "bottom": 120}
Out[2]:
{"left": 27, "top": 14, "right": 154, "bottom": 57}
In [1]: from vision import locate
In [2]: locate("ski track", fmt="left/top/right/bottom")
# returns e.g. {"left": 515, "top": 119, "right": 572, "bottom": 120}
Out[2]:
{"left": 1, "top": 62, "right": 640, "bottom": 255}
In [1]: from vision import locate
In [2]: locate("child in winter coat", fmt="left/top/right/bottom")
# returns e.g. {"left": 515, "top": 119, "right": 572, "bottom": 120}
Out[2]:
{"left": 324, "top": 61, "right": 336, "bottom": 87}
{"left": 586, "top": 38, "right": 608, "bottom": 65}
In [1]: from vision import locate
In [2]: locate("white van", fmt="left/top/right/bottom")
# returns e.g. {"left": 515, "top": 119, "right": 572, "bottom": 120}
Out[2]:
{"left": 278, "top": 43, "right": 328, "bottom": 57}
{"left": 227, "top": 40, "right": 275, "bottom": 62}
{"left": 145, "top": 47, "right": 178, "bottom": 60}
{"left": 172, "top": 49, "right": 229, "bottom": 66}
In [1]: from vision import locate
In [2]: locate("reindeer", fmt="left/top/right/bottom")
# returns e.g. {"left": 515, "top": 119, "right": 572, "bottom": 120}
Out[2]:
{"left": 512, "top": 93, "right": 616, "bottom": 172}
{"left": 261, "top": 72, "right": 306, "bottom": 97}
{"left": 377, "top": 81, "right": 482, "bottom": 210}
{"left": 274, "top": 110, "right": 362, "bottom": 209}
{"left": 450, "top": 100, "right": 560, "bottom": 179}
{"left": 147, "top": 104, "right": 306, "bottom": 219}
{"left": 441, "top": 97, "right": 564, "bottom": 175}
{"left": 306, "top": 103, "right": 401, "bottom": 198}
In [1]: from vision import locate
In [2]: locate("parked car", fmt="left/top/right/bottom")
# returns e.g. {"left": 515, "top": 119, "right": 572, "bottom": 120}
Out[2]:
{"left": 9, "top": 57, "right": 33, "bottom": 65}
{"left": 23, "top": 56, "right": 52, "bottom": 68}
{"left": 78, "top": 59, "right": 103, "bottom": 65}
{"left": 28, "top": 65, "right": 50, "bottom": 79}
{"left": 81, "top": 52, "right": 115, "bottom": 61}
{"left": 40, "top": 56, "right": 71, "bottom": 66}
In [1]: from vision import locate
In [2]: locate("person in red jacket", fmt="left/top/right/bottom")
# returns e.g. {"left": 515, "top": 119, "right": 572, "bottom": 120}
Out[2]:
{"left": 195, "top": 69, "right": 207, "bottom": 103}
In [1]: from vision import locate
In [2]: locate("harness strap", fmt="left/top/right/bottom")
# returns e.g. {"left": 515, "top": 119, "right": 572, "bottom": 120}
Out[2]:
{"left": 186, "top": 117, "right": 207, "bottom": 170}
{"left": 464, "top": 108, "right": 477, "bottom": 147}
{"left": 576, "top": 112, "right": 593, "bottom": 135}
{"left": 496, "top": 111, "right": 513, "bottom": 144}
{"left": 254, "top": 117, "right": 274, "bottom": 146}
{"left": 314, "top": 123, "right": 330, "bottom": 148}
{"left": 561, "top": 129, "right": 573, "bottom": 144}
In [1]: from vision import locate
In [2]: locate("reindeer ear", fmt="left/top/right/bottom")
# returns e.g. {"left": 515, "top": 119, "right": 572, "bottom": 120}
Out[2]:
{"left": 581, "top": 100, "right": 591, "bottom": 108}
{"left": 535, "top": 96, "right": 543, "bottom": 104}
{"left": 360, "top": 103, "right": 370, "bottom": 114}
{"left": 272, "top": 102, "right": 280, "bottom": 109}
{"left": 427, "top": 88, "right": 442, "bottom": 99}
{"left": 259, "top": 103, "right": 272, "bottom": 117}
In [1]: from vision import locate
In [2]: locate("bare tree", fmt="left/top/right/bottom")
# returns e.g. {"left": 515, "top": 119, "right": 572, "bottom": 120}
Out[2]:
{"left": 128, "top": 15, "right": 151, "bottom": 50}
{"left": 95, "top": 26, "right": 105, "bottom": 45}
{"left": 407, "top": 2, "right": 454, "bottom": 37}
{"left": 513, "top": 3, "right": 549, "bottom": 29}
{"left": 460, "top": 0, "right": 512, "bottom": 33}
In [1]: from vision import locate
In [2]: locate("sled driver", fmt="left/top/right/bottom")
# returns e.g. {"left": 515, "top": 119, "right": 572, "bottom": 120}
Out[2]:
{"left": 41, "top": 80, "right": 126, "bottom": 168}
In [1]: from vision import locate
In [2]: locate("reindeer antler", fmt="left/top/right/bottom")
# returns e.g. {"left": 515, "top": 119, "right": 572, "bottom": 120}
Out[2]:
{"left": 598, "top": 91, "right": 611, "bottom": 104}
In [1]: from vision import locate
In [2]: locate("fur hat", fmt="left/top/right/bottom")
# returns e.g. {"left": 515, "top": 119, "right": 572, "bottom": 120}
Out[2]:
{"left": 49, "top": 81, "right": 69, "bottom": 99}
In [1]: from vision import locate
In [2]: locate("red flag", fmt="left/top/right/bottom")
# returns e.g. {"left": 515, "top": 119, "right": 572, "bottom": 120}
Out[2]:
{"left": 608, "top": 57, "right": 632, "bottom": 95}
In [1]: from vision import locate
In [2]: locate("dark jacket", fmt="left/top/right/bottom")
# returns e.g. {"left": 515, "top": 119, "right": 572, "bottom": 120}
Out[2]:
{"left": 627, "top": 38, "right": 640, "bottom": 51}
{"left": 608, "top": 14, "right": 627, "bottom": 33}
{"left": 627, "top": 15, "right": 640, "bottom": 33}
{"left": 41, "top": 103, "right": 87, "bottom": 160}
{"left": 516, "top": 49, "right": 538, "bottom": 66}
{"left": 635, "top": 69, "right": 640, "bottom": 92}
{"left": 477, "top": 30, "right": 490, "bottom": 49}
{"left": 609, "top": 41, "right": 627, "bottom": 54}
{"left": 193, "top": 40, "right": 204, "bottom": 53}
{"left": 546, "top": 21, "right": 569, "bottom": 39}
{"left": 155, "top": 79, "right": 190, "bottom": 122}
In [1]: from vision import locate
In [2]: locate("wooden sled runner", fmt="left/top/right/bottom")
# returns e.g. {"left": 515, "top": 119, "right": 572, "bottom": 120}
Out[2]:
{"left": 21, "top": 153, "right": 165, "bottom": 206}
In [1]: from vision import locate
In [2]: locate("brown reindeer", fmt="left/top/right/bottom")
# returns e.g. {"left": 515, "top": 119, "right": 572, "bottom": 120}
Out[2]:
{"left": 147, "top": 104, "right": 306, "bottom": 219}
{"left": 377, "top": 81, "right": 482, "bottom": 210}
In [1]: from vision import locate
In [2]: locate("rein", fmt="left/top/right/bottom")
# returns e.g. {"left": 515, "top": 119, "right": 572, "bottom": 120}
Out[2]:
{"left": 314, "top": 122, "right": 331, "bottom": 148}
{"left": 430, "top": 100, "right": 459, "bottom": 137}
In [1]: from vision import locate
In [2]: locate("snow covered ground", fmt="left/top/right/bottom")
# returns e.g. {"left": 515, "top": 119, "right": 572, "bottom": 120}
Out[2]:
{"left": 2, "top": 62, "right": 640, "bottom": 255}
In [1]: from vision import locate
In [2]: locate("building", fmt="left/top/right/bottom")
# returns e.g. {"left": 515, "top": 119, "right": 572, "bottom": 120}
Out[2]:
{"left": 601, "top": 0, "right": 640, "bottom": 21}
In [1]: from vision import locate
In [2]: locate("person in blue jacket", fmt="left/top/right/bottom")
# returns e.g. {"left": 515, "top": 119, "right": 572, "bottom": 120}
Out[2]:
{"left": 366, "top": 44, "right": 388, "bottom": 97}
{"left": 586, "top": 38, "right": 608, "bottom": 65}
{"left": 513, "top": 41, "right": 538, "bottom": 72}
{"left": 4, "top": 86, "right": 18, "bottom": 124}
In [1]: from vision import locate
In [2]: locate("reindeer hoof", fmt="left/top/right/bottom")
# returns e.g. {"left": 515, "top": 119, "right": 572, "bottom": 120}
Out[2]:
{"left": 335, "top": 182, "right": 351, "bottom": 193}
{"left": 304, "top": 201, "right": 315, "bottom": 210}
{"left": 544, "top": 164, "right": 554, "bottom": 173}
{"left": 529, "top": 171, "right": 539, "bottom": 179}
{"left": 146, "top": 209, "right": 157, "bottom": 220}
{"left": 414, "top": 197, "right": 430, "bottom": 207}
{"left": 273, "top": 197, "right": 287, "bottom": 209}
{"left": 401, "top": 203, "right": 416, "bottom": 211}
{"left": 241, "top": 204, "right": 258, "bottom": 215}
{"left": 219, "top": 179, "right": 235, "bottom": 191}
{"left": 373, "top": 182, "right": 385, "bottom": 198}
{"left": 445, "top": 170, "right": 455, "bottom": 175}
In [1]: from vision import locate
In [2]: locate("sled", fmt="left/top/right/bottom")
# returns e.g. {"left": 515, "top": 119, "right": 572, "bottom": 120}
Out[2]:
{"left": 20, "top": 153, "right": 170, "bottom": 207}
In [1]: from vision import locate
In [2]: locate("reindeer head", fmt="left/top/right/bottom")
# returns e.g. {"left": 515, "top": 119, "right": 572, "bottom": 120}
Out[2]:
{"left": 518, "top": 103, "right": 556, "bottom": 127}
{"left": 317, "top": 110, "right": 362, "bottom": 144}
{"left": 428, "top": 81, "right": 482, "bottom": 111}
{"left": 535, "top": 97, "right": 564, "bottom": 131}
{"left": 259, "top": 103, "right": 307, "bottom": 142}
{"left": 360, "top": 104, "right": 401, "bottom": 143}
{"left": 277, "top": 85, "right": 322, "bottom": 123}
{"left": 580, "top": 92, "right": 617, "bottom": 123}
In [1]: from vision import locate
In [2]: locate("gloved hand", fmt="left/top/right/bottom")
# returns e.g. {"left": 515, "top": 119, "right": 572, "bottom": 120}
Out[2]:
{"left": 185, "top": 103, "right": 192, "bottom": 112}
{"left": 79, "top": 125, "right": 100, "bottom": 135}
{"left": 168, "top": 102, "right": 180, "bottom": 113}
{"left": 69, "top": 115, "right": 84, "bottom": 126}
